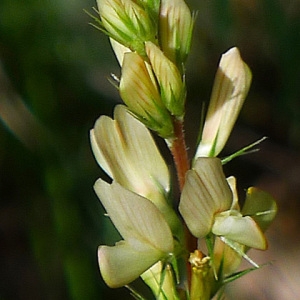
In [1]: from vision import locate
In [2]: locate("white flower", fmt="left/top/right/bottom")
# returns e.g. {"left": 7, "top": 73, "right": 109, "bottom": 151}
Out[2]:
{"left": 119, "top": 53, "right": 174, "bottom": 138}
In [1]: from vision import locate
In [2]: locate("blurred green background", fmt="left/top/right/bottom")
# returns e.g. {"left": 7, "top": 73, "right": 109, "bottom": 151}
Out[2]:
{"left": 1, "top": 0, "right": 300, "bottom": 299}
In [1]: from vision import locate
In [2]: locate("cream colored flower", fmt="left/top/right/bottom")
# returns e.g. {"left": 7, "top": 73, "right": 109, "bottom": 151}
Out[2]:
{"left": 195, "top": 47, "right": 252, "bottom": 158}
{"left": 95, "top": 180, "right": 173, "bottom": 288}
{"left": 179, "top": 157, "right": 267, "bottom": 250}
{"left": 91, "top": 106, "right": 183, "bottom": 238}
{"left": 90, "top": 105, "right": 169, "bottom": 208}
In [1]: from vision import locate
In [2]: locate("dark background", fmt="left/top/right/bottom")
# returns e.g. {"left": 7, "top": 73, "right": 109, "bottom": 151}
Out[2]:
{"left": 1, "top": 0, "right": 300, "bottom": 299}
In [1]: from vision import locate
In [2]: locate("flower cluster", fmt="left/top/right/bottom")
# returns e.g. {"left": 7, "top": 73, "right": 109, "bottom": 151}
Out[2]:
{"left": 89, "top": 0, "right": 277, "bottom": 299}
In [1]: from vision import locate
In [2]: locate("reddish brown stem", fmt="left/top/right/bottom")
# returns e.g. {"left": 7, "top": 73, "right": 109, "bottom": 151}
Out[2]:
{"left": 169, "top": 118, "right": 197, "bottom": 253}
{"left": 170, "top": 118, "right": 190, "bottom": 191}
{"left": 169, "top": 118, "right": 197, "bottom": 288}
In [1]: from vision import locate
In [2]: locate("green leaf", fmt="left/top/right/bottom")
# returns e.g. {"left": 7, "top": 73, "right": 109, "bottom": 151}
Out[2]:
{"left": 222, "top": 262, "right": 270, "bottom": 284}
{"left": 221, "top": 137, "right": 267, "bottom": 164}
{"left": 220, "top": 237, "right": 259, "bottom": 268}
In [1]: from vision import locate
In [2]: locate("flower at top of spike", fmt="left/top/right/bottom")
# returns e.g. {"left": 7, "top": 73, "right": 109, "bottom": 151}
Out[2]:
{"left": 96, "top": 0, "right": 157, "bottom": 56}
{"left": 195, "top": 47, "right": 252, "bottom": 158}
{"left": 159, "top": 0, "right": 194, "bottom": 67}
{"left": 95, "top": 180, "right": 174, "bottom": 288}
{"left": 179, "top": 157, "right": 276, "bottom": 250}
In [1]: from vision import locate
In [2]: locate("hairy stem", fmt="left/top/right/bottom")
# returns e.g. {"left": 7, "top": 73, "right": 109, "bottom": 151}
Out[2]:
{"left": 168, "top": 118, "right": 197, "bottom": 254}
{"left": 169, "top": 118, "right": 190, "bottom": 191}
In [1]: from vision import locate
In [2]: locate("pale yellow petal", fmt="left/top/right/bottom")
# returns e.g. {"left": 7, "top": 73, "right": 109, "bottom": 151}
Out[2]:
{"left": 179, "top": 157, "right": 232, "bottom": 238}
{"left": 145, "top": 41, "right": 185, "bottom": 116}
{"left": 227, "top": 176, "right": 240, "bottom": 211}
{"left": 94, "top": 179, "right": 174, "bottom": 253}
{"left": 212, "top": 212, "right": 267, "bottom": 250}
{"left": 98, "top": 241, "right": 162, "bottom": 288}
{"left": 90, "top": 105, "right": 170, "bottom": 205}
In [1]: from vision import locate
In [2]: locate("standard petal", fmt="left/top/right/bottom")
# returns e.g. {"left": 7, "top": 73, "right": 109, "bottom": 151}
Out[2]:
{"left": 91, "top": 105, "right": 170, "bottom": 205}
{"left": 94, "top": 179, "right": 174, "bottom": 253}
{"left": 98, "top": 241, "right": 162, "bottom": 288}
{"left": 212, "top": 212, "right": 267, "bottom": 250}
{"left": 179, "top": 157, "right": 232, "bottom": 238}
{"left": 242, "top": 187, "right": 277, "bottom": 232}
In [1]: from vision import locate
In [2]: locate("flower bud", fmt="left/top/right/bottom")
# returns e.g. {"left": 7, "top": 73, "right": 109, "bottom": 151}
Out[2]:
{"left": 195, "top": 47, "right": 252, "bottom": 158}
{"left": 119, "top": 52, "right": 174, "bottom": 138}
{"left": 96, "top": 0, "right": 157, "bottom": 55}
{"left": 145, "top": 41, "right": 186, "bottom": 117}
{"left": 159, "top": 0, "right": 194, "bottom": 66}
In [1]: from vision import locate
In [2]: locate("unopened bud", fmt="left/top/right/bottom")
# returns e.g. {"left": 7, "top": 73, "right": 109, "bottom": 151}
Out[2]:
{"left": 119, "top": 52, "right": 174, "bottom": 138}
